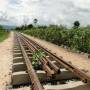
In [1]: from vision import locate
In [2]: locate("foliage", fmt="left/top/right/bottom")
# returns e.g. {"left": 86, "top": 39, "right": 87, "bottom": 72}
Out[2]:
{"left": 27, "top": 24, "right": 33, "bottom": 29}
{"left": 32, "top": 50, "right": 46, "bottom": 69}
{"left": 73, "top": 21, "right": 80, "bottom": 29}
{"left": 23, "top": 27, "right": 90, "bottom": 54}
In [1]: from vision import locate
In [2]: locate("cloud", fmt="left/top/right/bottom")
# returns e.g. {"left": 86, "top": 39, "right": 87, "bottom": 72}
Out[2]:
{"left": 0, "top": 0, "right": 90, "bottom": 26}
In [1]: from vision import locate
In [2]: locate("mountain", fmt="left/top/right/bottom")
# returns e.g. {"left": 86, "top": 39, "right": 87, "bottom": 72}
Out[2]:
{"left": 2, "top": 25, "right": 16, "bottom": 30}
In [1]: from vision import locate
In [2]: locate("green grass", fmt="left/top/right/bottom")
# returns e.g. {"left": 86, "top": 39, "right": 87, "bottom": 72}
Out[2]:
{"left": 0, "top": 30, "right": 9, "bottom": 42}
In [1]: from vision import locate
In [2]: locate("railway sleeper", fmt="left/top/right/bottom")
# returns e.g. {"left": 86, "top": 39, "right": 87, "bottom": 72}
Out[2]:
{"left": 13, "top": 53, "right": 23, "bottom": 57}
{"left": 13, "top": 57, "right": 24, "bottom": 63}
{"left": 13, "top": 56, "right": 32, "bottom": 63}
{"left": 13, "top": 50, "right": 22, "bottom": 53}
{"left": 12, "top": 62, "right": 27, "bottom": 72}
{"left": 12, "top": 69, "right": 78, "bottom": 86}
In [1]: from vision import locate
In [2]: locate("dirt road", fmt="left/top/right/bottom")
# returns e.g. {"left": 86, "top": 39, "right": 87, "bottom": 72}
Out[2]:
{"left": 0, "top": 32, "right": 13, "bottom": 90}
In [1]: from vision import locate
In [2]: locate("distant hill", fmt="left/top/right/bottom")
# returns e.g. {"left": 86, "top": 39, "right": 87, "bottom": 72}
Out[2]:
{"left": 2, "top": 25, "right": 16, "bottom": 30}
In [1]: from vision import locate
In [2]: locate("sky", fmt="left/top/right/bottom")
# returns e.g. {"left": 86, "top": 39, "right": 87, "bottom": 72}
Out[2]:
{"left": 0, "top": 0, "right": 90, "bottom": 27}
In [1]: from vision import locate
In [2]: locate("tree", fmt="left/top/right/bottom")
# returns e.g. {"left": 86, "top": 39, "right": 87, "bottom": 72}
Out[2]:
{"left": 0, "top": 25, "right": 3, "bottom": 30}
{"left": 27, "top": 24, "right": 33, "bottom": 29}
{"left": 33, "top": 19, "right": 38, "bottom": 26}
{"left": 73, "top": 21, "right": 80, "bottom": 29}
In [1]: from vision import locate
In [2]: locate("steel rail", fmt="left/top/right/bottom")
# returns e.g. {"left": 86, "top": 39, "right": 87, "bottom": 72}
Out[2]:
{"left": 16, "top": 33, "right": 43, "bottom": 90}
{"left": 20, "top": 34, "right": 60, "bottom": 72}
{"left": 44, "top": 56, "right": 60, "bottom": 74}
{"left": 18, "top": 35, "right": 55, "bottom": 77}
{"left": 19, "top": 34, "right": 60, "bottom": 75}
{"left": 20, "top": 33, "right": 90, "bottom": 83}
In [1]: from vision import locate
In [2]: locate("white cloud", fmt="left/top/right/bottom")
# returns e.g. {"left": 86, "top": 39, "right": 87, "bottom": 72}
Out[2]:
{"left": 0, "top": 0, "right": 90, "bottom": 26}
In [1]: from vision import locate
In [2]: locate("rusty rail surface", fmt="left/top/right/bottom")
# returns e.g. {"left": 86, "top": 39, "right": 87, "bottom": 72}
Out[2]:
{"left": 19, "top": 34, "right": 60, "bottom": 77}
{"left": 19, "top": 33, "right": 90, "bottom": 83}
{"left": 15, "top": 33, "right": 43, "bottom": 90}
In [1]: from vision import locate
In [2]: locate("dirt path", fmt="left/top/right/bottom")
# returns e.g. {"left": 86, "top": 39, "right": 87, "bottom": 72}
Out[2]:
{"left": 23, "top": 34, "right": 90, "bottom": 77}
{"left": 0, "top": 32, "right": 13, "bottom": 90}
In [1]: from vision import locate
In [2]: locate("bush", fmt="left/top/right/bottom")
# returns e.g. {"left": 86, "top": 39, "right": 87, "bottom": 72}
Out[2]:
{"left": 23, "top": 27, "right": 90, "bottom": 54}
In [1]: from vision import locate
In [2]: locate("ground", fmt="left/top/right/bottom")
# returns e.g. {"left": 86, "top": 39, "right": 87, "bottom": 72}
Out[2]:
{"left": 0, "top": 32, "right": 90, "bottom": 90}
{"left": 0, "top": 32, "right": 13, "bottom": 90}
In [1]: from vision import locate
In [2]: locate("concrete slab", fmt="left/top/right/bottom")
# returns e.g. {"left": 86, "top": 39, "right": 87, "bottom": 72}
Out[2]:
{"left": 13, "top": 53, "right": 22, "bottom": 57}
{"left": 13, "top": 57, "right": 24, "bottom": 63}
{"left": 55, "top": 69, "right": 77, "bottom": 80}
{"left": 12, "top": 71, "right": 29, "bottom": 86}
{"left": 37, "top": 70, "right": 47, "bottom": 82}
{"left": 13, "top": 50, "right": 22, "bottom": 53}
{"left": 44, "top": 81, "right": 90, "bottom": 90}
{"left": 52, "top": 61, "right": 64, "bottom": 68}
{"left": 37, "top": 69, "right": 77, "bottom": 81}
{"left": 12, "top": 69, "right": 78, "bottom": 86}
{"left": 12, "top": 62, "right": 26, "bottom": 72}
{"left": 14, "top": 47, "right": 21, "bottom": 50}
{"left": 27, "top": 53, "right": 33, "bottom": 57}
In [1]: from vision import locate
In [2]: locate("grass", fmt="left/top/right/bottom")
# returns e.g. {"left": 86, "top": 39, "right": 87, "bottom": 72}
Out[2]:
{"left": 0, "top": 30, "right": 9, "bottom": 42}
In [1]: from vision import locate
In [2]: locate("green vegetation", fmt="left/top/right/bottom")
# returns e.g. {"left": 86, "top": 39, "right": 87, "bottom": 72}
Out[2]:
{"left": 0, "top": 25, "right": 9, "bottom": 42}
{"left": 23, "top": 27, "right": 90, "bottom": 54}
{"left": 32, "top": 50, "right": 46, "bottom": 69}
{"left": 15, "top": 20, "right": 90, "bottom": 54}
{"left": 73, "top": 21, "right": 80, "bottom": 29}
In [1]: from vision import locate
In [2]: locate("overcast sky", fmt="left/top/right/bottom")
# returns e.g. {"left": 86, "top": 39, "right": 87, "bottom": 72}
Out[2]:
{"left": 0, "top": 0, "right": 90, "bottom": 26}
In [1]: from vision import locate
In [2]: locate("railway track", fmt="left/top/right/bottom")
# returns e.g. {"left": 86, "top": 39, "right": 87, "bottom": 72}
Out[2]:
{"left": 12, "top": 32, "right": 90, "bottom": 90}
